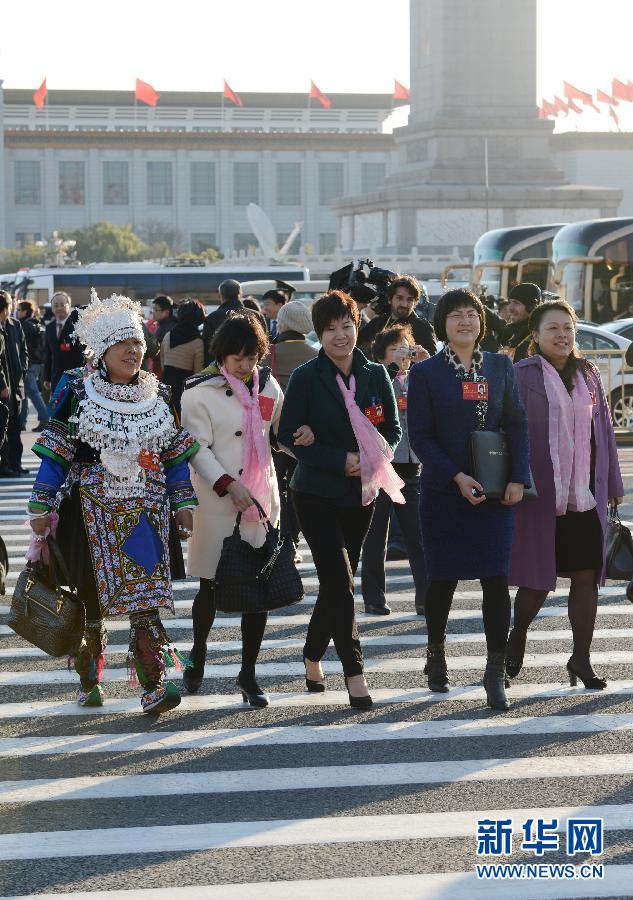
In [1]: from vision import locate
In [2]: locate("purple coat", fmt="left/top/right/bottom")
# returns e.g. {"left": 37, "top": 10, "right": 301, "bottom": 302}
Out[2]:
{"left": 508, "top": 356, "right": 623, "bottom": 590}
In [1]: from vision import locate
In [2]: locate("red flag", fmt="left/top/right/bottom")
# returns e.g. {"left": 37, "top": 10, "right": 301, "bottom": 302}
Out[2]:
{"left": 540, "top": 99, "right": 556, "bottom": 118}
{"left": 597, "top": 88, "right": 618, "bottom": 105}
{"left": 612, "top": 78, "right": 633, "bottom": 101}
{"left": 553, "top": 96, "right": 568, "bottom": 114}
{"left": 223, "top": 80, "right": 243, "bottom": 107}
{"left": 135, "top": 78, "right": 160, "bottom": 107}
{"left": 393, "top": 80, "right": 410, "bottom": 101}
{"left": 567, "top": 98, "right": 583, "bottom": 113}
{"left": 33, "top": 78, "right": 47, "bottom": 110}
{"left": 310, "top": 81, "right": 331, "bottom": 109}
{"left": 563, "top": 81, "right": 593, "bottom": 104}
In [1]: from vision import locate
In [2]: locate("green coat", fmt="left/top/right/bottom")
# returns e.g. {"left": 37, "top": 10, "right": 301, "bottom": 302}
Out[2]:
{"left": 278, "top": 348, "right": 402, "bottom": 501}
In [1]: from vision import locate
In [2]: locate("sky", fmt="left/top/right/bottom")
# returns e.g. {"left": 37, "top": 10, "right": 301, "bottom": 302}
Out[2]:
{"left": 1, "top": 0, "right": 632, "bottom": 130}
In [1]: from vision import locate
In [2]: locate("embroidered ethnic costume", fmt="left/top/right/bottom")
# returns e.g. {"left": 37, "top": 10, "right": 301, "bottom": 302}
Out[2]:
{"left": 29, "top": 292, "right": 199, "bottom": 714}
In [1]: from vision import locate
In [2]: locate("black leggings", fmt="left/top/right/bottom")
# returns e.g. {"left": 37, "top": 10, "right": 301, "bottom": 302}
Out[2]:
{"left": 425, "top": 576, "right": 511, "bottom": 654}
{"left": 191, "top": 577, "right": 267, "bottom": 674}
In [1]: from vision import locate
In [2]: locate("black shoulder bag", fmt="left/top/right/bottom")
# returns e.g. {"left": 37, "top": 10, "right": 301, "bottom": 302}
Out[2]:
{"left": 8, "top": 537, "right": 85, "bottom": 657}
{"left": 214, "top": 499, "right": 304, "bottom": 613}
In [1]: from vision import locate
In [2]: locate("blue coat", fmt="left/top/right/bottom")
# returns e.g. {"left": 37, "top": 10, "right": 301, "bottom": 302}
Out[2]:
{"left": 407, "top": 351, "right": 529, "bottom": 580}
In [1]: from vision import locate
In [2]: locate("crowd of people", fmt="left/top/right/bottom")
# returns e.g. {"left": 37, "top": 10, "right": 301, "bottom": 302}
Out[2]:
{"left": 17, "top": 272, "right": 624, "bottom": 715}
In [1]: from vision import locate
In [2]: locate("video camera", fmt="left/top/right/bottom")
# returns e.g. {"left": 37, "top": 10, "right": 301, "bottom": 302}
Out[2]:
{"left": 328, "top": 258, "right": 398, "bottom": 316}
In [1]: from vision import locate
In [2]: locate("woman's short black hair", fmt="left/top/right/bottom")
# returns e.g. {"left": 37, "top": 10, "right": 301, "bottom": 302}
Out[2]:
{"left": 210, "top": 312, "right": 269, "bottom": 363}
{"left": 311, "top": 290, "right": 360, "bottom": 339}
{"left": 433, "top": 288, "right": 486, "bottom": 344}
{"left": 372, "top": 325, "right": 413, "bottom": 362}
{"left": 177, "top": 299, "right": 204, "bottom": 327}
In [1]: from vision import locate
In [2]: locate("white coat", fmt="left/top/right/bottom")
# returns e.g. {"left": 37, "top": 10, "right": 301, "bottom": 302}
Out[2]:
{"left": 180, "top": 369, "right": 283, "bottom": 579}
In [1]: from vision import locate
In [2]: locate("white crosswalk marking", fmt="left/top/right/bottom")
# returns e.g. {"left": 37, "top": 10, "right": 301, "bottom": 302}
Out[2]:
{"left": 1, "top": 440, "right": 633, "bottom": 896}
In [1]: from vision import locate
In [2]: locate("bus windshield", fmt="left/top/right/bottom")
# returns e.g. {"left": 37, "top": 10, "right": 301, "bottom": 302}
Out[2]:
{"left": 556, "top": 261, "right": 585, "bottom": 315}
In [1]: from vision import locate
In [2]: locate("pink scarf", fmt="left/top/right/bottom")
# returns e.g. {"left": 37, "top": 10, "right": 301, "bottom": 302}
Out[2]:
{"left": 221, "top": 365, "right": 273, "bottom": 523}
{"left": 336, "top": 373, "right": 405, "bottom": 506}
{"left": 541, "top": 358, "right": 596, "bottom": 516}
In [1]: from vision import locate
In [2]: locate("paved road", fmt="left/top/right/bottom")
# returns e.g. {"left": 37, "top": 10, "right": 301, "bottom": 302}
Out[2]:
{"left": 2, "top": 442, "right": 633, "bottom": 898}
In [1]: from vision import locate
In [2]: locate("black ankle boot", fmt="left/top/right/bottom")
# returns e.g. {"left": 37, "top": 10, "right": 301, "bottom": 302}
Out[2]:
{"left": 425, "top": 642, "right": 449, "bottom": 692}
{"left": 484, "top": 652, "right": 510, "bottom": 711}
{"left": 182, "top": 644, "right": 206, "bottom": 694}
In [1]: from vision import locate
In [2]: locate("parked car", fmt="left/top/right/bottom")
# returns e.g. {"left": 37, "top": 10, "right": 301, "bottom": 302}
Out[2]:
{"left": 575, "top": 323, "right": 633, "bottom": 427}
{"left": 601, "top": 318, "right": 633, "bottom": 343}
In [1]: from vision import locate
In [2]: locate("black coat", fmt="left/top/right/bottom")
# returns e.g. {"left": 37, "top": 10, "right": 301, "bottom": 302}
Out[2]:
{"left": 20, "top": 316, "right": 45, "bottom": 365}
{"left": 278, "top": 348, "right": 402, "bottom": 501}
{"left": 358, "top": 312, "right": 437, "bottom": 358}
{"left": 202, "top": 299, "right": 244, "bottom": 363}
{"left": 43, "top": 311, "right": 85, "bottom": 389}
{"left": 0, "top": 318, "right": 27, "bottom": 405}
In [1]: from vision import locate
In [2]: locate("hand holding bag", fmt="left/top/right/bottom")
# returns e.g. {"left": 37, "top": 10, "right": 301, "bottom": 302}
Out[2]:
{"left": 469, "top": 430, "right": 537, "bottom": 501}
{"left": 606, "top": 505, "right": 633, "bottom": 581}
{"left": 214, "top": 498, "right": 304, "bottom": 613}
{"left": 8, "top": 536, "right": 85, "bottom": 657}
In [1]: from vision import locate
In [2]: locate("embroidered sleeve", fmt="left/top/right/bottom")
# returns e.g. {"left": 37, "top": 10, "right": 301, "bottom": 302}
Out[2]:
{"left": 165, "top": 457, "right": 198, "bottom": 510}
{"left": 32, "top": 390, "right": 77, "bottom": 470}
{"left": 161, "top": 428, "right": 200, "bottom": 469}
{"left": 29, "top": 457, "right": 68, "bottom": 512}
{"left": 163, "top": 429, "right": 199, "bottom": 510}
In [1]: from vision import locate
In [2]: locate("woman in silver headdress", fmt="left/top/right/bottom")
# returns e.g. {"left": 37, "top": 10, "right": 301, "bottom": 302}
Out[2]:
{"left": 27, "top": 291, "right": 199, "bottom": 714}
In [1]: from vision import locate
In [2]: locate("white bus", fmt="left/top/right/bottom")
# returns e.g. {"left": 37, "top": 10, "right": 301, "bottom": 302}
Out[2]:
{"left": 5, "top": 262, "right": 309, "bottom": 308}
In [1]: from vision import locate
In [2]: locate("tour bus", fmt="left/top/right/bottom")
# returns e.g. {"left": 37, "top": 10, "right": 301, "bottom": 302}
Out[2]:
{"left": 551, "top": 217, "right": 633, "bottom": 321}
{"left": 442, "top": 224, "right": 566, "bottom": 299}
{"left": 4, "top": 262, "right": 309, "bottom": 308}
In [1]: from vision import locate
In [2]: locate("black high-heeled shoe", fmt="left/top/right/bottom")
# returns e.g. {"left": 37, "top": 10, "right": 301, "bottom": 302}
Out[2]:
{"left": 182, "top": 644, "right": 206, "bottom": 694}
{"left": 566, "top": 658, "right": 607, "bottom": 690}
{"left": 344, "top": 675, "right": 373, "bottom": 710}
{"left": 236, "top": 672, "right": 270, "bottom": 707}
{"left": 505, "top": 627, "right": 527, "bottom": 679}
{"left": 303, "top": 656, "right": 326, "bottom": 693}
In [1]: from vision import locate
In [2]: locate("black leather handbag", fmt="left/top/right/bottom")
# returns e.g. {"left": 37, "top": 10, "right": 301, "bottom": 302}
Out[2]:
{"left": 214, "top": 499, "right": 304, "bottom": 613}
{"left": 606, "top": 506, "right": 633, "bottom": 581}
{"left": 469, "top": 430, "right": 537, "bottom": 501}
{"left": 8, "top": 537, "right": 85, "bottom": 657}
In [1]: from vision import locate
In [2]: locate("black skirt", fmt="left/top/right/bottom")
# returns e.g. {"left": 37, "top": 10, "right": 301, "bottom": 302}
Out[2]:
{"left": 555, "top": 507, "right": 603, "bottom": 575}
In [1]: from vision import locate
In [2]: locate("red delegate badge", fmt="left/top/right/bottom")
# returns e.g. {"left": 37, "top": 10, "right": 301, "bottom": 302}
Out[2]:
{"left": 397, "top": 395, "right": 408, "bottom": 412}
{"left": 60, "top": 342, "right": 72, "bottom": 352}
{"left": 139, "top": 449, "right": 161, "bottom": 471}
{"left": 364, "top": 402, "right": 385, "bottom": 425}
{"left": 258, "top": 394, "right": 274, "bottom": 422}
{"left": 462, "top": 382, "right": 488, "bottom": 401}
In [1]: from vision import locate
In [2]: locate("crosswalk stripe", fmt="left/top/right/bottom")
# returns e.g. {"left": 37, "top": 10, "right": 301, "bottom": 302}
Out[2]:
{"left": 1, "top": 682, "right": 632, "bottom": 718}
{"left": 0, "top": 870, "right": 626, "bottom": 900}
{"left": 5, "top": 750, "right": 633, "bottom": 803}
{"left": 2, "top": 626, "right": 633, "bottom": 659}
{"left": 0, "top": 651, "right": 630, "bottom": 685}
{"left": 5, "top": 712, "right": 633, "bottom": 754}
{"left": 0, "top": 804, "right": 628, "bottom": 860}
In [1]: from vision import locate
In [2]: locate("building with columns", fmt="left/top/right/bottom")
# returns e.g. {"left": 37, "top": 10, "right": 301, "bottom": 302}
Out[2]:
{"left": 0, "top": 86, "right": 399, "bottom": 255}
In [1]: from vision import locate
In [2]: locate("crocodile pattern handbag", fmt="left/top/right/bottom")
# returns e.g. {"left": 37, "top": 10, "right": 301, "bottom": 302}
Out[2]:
{"left": 8, "top": 537, "right": 85, "bottom": 657}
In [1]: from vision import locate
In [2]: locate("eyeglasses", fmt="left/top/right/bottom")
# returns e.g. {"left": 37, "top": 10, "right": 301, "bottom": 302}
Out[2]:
{"left": 446, "top": 312, "right": 479, "bottom": 322}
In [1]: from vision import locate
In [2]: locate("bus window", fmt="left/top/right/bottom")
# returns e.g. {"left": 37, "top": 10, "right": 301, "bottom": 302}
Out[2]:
{"left": 557, "top": 262, "right": 585, "bottom": 315}
{"left": 477, "top": 266, "right": 502, "bottom": 298}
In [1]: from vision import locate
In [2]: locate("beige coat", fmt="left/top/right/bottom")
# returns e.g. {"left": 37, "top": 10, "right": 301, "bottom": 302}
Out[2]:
{"left": 180, "top": 371, "right": 283, "bottom": 579}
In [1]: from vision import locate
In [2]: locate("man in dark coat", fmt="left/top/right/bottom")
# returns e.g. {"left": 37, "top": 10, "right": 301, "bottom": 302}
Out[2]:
{"left": 358, "top": 275, "right": 437, "bottom": 358}
{"left": 202, "top": 279, "right": 244, "bottom": 364}
{"left": 43, "top": 292, "right": 85, "bottom": 393}
{"left": 0, "top": 291, "right": 27, "bottom": 476}
{"left": 502, "top": 283, "right": 542, "bottom": 362}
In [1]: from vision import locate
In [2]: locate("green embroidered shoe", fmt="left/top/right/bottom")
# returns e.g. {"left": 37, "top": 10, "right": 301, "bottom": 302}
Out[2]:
{"left": 77, "top": 685, "right": 104, "bottom": 707}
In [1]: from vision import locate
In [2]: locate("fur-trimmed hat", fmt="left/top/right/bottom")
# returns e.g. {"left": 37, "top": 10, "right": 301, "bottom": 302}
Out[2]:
{"left": 73, "top": 289, "right": 146, "bottom": 360}
{"left": 276, "top": 300, "right": 313, "bottom": 336}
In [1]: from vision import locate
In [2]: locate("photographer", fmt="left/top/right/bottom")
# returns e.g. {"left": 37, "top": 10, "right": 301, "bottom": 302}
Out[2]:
{"left": 358, "top": 275, "right": 437, "bottom": 358}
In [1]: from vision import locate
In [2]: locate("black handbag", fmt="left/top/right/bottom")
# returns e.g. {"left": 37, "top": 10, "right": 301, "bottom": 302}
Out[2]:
{"left": 214, "top": 499, "right": 304, "bottom": 613}
{"left": 0, "top": 533, "right": 8, "bottom": 596}
{"left": 469, "top": 430, "right": 537, "bottom": 501}
{"left": 606, "top": 506, "right": 633, "bottom": 580}
{"left": 8, "top": 537, "right": 85, "bottom": 657}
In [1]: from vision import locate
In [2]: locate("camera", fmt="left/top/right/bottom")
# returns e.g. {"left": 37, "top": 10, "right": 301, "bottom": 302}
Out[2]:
{"left": 407, "top": 348, "right": 418, "bottom": 359}
{"left": 328, "top": 259, "right": 398, "bottom": 316}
